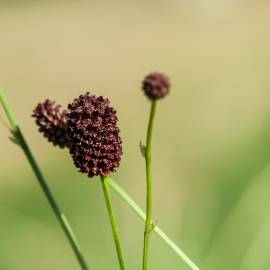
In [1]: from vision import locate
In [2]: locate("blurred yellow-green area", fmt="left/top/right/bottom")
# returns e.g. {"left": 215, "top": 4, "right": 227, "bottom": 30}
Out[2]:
{"left": 1, "top": 1, "right": 270, "bottom": 269}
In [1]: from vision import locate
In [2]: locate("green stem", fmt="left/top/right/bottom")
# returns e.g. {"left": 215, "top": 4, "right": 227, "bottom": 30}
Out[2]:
{"left": 0, "top": 89, "right": 90, "bottom": 270}
{"left": 106, "top": 177, "right": 200, "bottom": 270}
{"left": 143, "top": 100, "right": 157, "bottom": 270}
{"left": 101, "top": 176, "right": 127, "bottom": 270}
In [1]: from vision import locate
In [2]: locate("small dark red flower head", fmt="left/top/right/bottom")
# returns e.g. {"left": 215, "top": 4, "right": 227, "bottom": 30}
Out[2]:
{"left": 65, "top": 92, "right": 123, "bottom": 178}
{"left": 142, "top": 72, "right": 170, "bottom": 100}
{"left": 32, "top": 99, "right": 68, "bottom": 148}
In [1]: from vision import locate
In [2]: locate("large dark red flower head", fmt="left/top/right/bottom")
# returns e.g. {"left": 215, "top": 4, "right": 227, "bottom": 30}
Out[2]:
{"left": 32, "top": 99, "right": 68, "bottom": 148}
{"left": 65, "top": 92, "right": 123, "bottom": 178}
{"left": 142, "top": 72, "right": 170, "bottom": 100}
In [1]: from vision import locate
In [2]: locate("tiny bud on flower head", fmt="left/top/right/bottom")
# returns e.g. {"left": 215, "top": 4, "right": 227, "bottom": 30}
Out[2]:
{"left": 65, "top": 92, "right": 123, "bottom": 178}
{"left": 142, "top": 72, "right": 170, "bottom": 100}
{"left": 32, "top": 99, "right": 68, "bottom": 148}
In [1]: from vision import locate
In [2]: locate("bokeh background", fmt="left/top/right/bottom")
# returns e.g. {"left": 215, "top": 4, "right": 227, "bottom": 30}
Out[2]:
{"left": 1, "top": 1, "right": 270, "bottom": 269}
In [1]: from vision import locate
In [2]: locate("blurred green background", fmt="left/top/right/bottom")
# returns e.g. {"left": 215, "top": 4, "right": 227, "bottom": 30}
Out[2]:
{"left": 1, "top": 1, "right": 270, "bottom": 269}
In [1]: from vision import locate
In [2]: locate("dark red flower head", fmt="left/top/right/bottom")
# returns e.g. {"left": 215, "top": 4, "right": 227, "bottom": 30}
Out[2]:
{"left": 32, "top": 99, "right": 68, "bottom": 148}
{"left": 65, "top": 92, "right": 123, "bottom": 178}
{"left": 142, "top": 72, "right": 170, "bottom": 100}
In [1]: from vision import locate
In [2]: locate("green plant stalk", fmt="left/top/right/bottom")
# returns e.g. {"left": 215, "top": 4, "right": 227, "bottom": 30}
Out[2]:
{"left": 0, "top": 89, "right": 90, "bottom": 270}
{"left": 106, "top": 177, "right": 200, "bottom": 270}
{"left": 143, "top": 100, "right": 157, "bottom": 270}
{"left": 101, "top": 176, "right": 126, "bottom": 270}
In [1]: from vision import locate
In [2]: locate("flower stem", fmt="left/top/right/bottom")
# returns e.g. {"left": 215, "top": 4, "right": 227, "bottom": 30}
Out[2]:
{"left": 0, "top": 89, "right": 90, "bottom": 270}
{"left": 143, "top": 100, "right": 157, "bottom": 270}
{"left": 106, "top": 177, "right": 200, "bottom": 270}
{"left": 101, "top": 176, "right": 127, "bottom": 270}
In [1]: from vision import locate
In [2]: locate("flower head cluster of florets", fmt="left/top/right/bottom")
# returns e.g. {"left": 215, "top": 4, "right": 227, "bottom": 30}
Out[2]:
{"left": 65, "top": 92, "right": 123, "bottom": 177}
{"left": 32, "top": 99, "right": 68, "bottom": 148}
{"left": 142, "top": 72, "right": 170, "bottom": 100}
